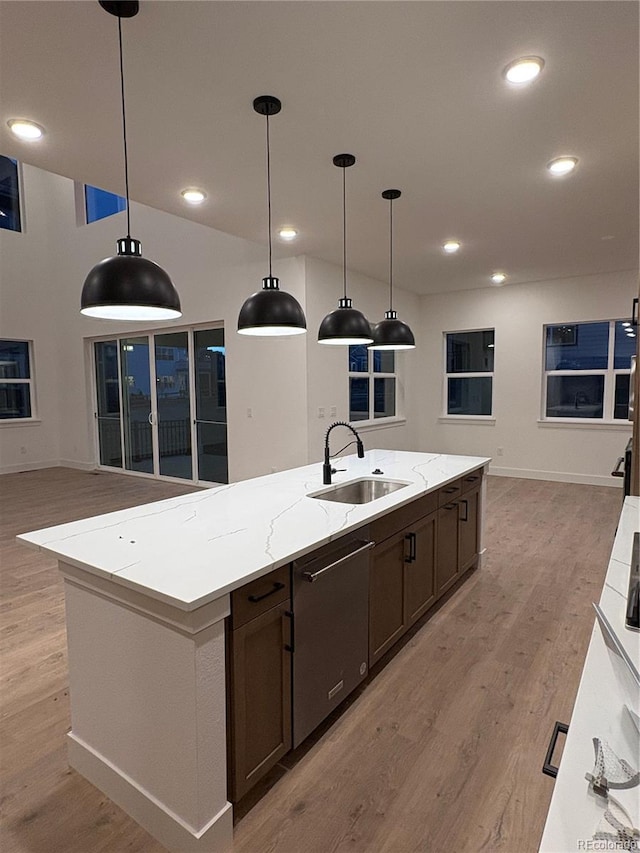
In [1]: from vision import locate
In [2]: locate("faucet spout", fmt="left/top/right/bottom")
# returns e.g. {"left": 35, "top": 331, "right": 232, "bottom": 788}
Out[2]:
{"left": 323, "top": 421, "right": 365, "bottom": 485}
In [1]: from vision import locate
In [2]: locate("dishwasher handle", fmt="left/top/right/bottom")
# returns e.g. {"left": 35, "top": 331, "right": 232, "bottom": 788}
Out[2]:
{"left": 303, "top": 540, "right": 375, "bottom": 582}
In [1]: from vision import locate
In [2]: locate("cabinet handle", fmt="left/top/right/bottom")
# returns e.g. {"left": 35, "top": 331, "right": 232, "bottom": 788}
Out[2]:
{"left": 404, "top": 532, "right": 416, "bottom": 563}
{"left": 284, "top": 610, "right": 294, "bottom": 653}
{"left": 465, "top": 475, "right": 479, "bottom": 483}
{"left": 443, "top": 503, "right": 457, "bottom": 510}
{"left": 303, "top": 540, "right": 375, "bottom": 582}
{"left": 542, "top": 721, "right": 569, "bottom": 778}
{"left": 632, "top": 296, "right": 638, "bottom": 326}
{"left": 460, "top": 499, "right": 468, "bottom": 522}
{"left": 443, "top": 486, "right": 458, "bottom": 494}
{"left": 247, "top": 581, "right": 286, "bottom": 603}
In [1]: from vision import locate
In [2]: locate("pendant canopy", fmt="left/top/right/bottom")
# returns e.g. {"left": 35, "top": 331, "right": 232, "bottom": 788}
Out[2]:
{"left": 238, "top": 95, "right": 306, "bottom": 336}
{"left": 81, "top": 1, "right": 181, "bottom": 321}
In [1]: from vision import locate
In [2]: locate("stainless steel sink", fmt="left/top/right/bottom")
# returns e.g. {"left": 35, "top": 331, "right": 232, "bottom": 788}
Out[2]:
{"left": 308, "top": 478, "right": 409, "bottom": 505}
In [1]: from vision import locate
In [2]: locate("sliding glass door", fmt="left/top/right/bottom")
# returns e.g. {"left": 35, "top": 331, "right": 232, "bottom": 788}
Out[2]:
{"left": 93, "top": 326, "right": 227, "bottom": 484}
{"left": 194, "top": 329, "right": 228, "bottom": 484}
{"left": 154, "top": 331, "right": 192, "bottom": 480}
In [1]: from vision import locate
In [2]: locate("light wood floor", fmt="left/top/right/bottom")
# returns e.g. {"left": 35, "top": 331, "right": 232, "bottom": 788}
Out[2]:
{"left": 0, "top": 468, "right": 623, "bottom": 853}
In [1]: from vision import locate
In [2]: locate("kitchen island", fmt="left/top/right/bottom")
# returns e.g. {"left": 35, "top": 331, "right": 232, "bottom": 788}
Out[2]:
{"left": 18, "top": 449, "right": 489, "bottom": 853}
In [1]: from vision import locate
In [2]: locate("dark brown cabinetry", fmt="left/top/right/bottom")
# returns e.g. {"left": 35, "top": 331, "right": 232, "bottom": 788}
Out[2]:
{"left": 369, "top": 501, "right": 438, "bottom": 666}
{"left": 370, "top": 470, "right": 483, "bottom": 665}
{"left": 227, "top": 566, "right": 292, "bottom": 802}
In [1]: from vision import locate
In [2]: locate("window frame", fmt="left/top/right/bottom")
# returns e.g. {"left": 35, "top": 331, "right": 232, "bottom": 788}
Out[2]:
{"left": 0, "top": 338, "right": 37, "bottom": 423}
{"left": 442, "top": 328, "right": 495, "bottom": 420}
{"left": 0, "top": 157, "right": 25, "bottom": 235}
{"left": 541, "top": 318, "right": 634, "bottom": 424}
{"left": 348, "top": 347, "right": 400, "bottom": 425}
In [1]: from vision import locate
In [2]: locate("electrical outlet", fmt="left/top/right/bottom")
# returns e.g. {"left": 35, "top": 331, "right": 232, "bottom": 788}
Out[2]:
{"left": 497, "top": 447, "right": 504, "bottom": 456}
{"left": 330, "top": 406, "right": 337, "bottom": 417}
{"left": 318, "top": 407, "right": 325, "bottom": 418}
{"left": 20, "top": 446, "right": 27, "bottom": 455}
{"left": 247, "top": 407, "right": 253, "bottom": 418}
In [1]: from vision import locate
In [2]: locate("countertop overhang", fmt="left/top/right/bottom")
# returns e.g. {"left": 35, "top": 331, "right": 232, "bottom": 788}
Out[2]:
{"left": 18, "top": 449, "right": 489, "bottom": 611}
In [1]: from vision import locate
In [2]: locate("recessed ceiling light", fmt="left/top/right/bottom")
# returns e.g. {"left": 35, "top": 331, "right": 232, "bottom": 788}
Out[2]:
{"left": 443, "top": 240, "right": 461, "bottom": 254}
{"left": 180, "top": 188, "right": 207, "bottom": 205}
{"left": 491, "top": 272, "right": 507, "bottom": 285}
{"left": 622, "top": 322, "right": 631, "bottom": 327}
{"left": 627, "top": 332, "right": 637, "bottom": 338}
{"left": 7, "top": 118, "right": 45, "bottom": 140}
{"left": 278, "top": 227, "right": 298, "bottom": 241}
{"left": 547, "top": 156, "right": 578, "bottom": 176}
{"left": 503, "top": 56, "right": 544, "bottom": 84}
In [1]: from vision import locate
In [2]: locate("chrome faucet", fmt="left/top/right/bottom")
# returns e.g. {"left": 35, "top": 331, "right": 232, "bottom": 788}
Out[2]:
{"left": 323, "top": 421, "right": 365, "bottom": 485}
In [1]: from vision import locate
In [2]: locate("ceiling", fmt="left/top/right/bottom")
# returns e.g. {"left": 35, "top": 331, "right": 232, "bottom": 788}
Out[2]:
{"left": 1, "top": 1, "right": 638, "bottom": 296}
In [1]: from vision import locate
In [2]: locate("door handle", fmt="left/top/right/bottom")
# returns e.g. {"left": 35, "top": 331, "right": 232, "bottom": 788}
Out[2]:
{"left": 303, "top": 540, "right": 375, "bottom": 582}
{"left": 404, "top": 532, "right": 416, "bottom": 563}
{"left": 284, "top": 609, "right": 294, "bottom": 653}
{"left": 611, "top": 457, "right": 625, "bottom": 477}
{"left": 460, "top": 499, "right": 468, "bottom": 522}
{"left": 248, "top": 581, "right": 286, "bottom": 603}
{"left": 148, "top": 412, "right": 154, "bottom": 425}
{"left": 542, "top": 721, "right": 569, "bottom": 778}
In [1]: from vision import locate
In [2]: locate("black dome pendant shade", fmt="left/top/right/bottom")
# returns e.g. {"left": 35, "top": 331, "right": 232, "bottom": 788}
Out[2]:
{"left": 81, "top": 2, "right": 181, "bottom": 321}
{"left": 238, "top": 96, "right": 306, "bottom": 336}
{"left": 318, "top": 154, "right": 373, "bottom": 345}
{"left": 369, "top": 189, "right": 415, "bottom": 351}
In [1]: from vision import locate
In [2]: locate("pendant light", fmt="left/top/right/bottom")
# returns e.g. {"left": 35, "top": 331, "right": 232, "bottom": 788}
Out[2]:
{"left": 237, "top": 96, "right": 306, "bottom": 336}
{"left": 80, "top": 1, "right": 181, "bottom": 321}
{"left": 369, "top": 189, "right": 415, "bottom": 350}
{"left": 318, "top": 154, "right": 373, "bottom": 345}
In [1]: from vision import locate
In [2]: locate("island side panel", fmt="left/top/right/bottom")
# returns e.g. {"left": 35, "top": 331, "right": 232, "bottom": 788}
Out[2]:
{"left": 62, "top": 568, "right": 232, "bottom": 853}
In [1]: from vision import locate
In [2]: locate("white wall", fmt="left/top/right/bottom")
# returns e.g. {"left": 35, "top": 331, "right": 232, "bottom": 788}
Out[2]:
{"left": 303, "top": 255, "right": 422, "bottom": 463}
{"left": 2, "top": 164, "right": 635, "bottom": 487}
{"left": 1, "top": 164, "right": 309, "bottom": 480}
{"left": 417, "top": 271, "right": 636, "bottom": 486}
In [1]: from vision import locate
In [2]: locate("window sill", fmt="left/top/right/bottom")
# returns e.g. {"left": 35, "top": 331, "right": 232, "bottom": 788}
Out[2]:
{"left": 438, "top": 416, "right": 496, "bottom": 425}
{"left": 350, "top": 417, "right": 407, "bottom": 432}
{"left": 0, "top": 418, "right": 41, "bottom": 428}
{"left": 537, "top": 419, "right": 632, "bottom": 430}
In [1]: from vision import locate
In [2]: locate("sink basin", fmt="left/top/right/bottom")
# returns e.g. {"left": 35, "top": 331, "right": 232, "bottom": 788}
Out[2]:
{"left": 308, "top": 478, "right": 409, "bottom": 505}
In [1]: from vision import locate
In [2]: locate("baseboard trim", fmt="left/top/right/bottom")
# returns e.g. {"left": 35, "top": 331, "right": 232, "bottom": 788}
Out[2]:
{"left": 488, "top": 465, "right": 622, "bottom": 488}
{"left": 67, "top": 733, "right": 233, "bottom": 853}
{"left": 58, "top": 459, "right": 96, "bottom": 472}
{"left": 0, "top": 459, "right": 59, "bottom": 475}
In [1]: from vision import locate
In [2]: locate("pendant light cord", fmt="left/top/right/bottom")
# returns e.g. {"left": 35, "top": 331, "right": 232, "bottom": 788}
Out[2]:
{"left": 117, "top": 15, "right": 132, "bottom": 238}
{"left": 389, "top": 196, "right": 394, "bottom": 311}
{"left": 266, "top": 112, "right": 273, "bottom": 278}
{"left": 342, "top": 165, "right": 347, "bottom": 300}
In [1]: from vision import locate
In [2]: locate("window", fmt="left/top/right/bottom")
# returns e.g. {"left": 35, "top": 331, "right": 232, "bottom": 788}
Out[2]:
{"left": 543, "top": 320, "right": 635, "bottom": 421}
{"left": 0, "top": 340, "right": 34, "bottom": 419}
{"left": 0, "top": 156, "right": 21, "bottom": 232}
{"left": 85, "top": 185, "right": 126, "bottom": 224}
{"left": 348, "top": 346, "right": 396, "bottom": 422}
{"left": 444, "top": 329, "right": 494, "bottom": 416}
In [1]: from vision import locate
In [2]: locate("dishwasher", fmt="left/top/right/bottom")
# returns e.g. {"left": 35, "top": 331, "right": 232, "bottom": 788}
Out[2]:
{"left": 291, "top": 529, "right": 374, "bottom": 748}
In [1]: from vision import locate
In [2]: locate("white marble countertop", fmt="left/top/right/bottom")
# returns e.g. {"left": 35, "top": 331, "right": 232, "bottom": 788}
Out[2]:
{"left": 18, "top": 449, "right": 489, "bottom": 612}
{"left": 539, "top": 495, "right": 640, "bottom": 852}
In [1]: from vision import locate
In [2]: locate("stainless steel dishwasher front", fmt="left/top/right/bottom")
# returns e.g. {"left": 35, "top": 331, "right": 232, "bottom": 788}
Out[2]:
{"left": 292, "top": 528, "right": 373, "bottom": 748}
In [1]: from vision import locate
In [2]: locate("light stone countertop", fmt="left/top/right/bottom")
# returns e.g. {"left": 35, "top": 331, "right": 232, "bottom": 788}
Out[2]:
{"left": 18, "top": 449, "right": 489, "bottom": 612}
{"left": 539, "top": 495, "right": 640, "bottom": 852}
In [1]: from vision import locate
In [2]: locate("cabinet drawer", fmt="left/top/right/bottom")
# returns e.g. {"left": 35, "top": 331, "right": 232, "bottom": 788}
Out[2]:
{"left": 370, "top": 491, "right": 438, "bottom": 544}
{"left": 438, "top": 479, "right": 462, "bottom": 506}
{"left": 461, "top": 470, "right": 483, "bottom": 494}
{"left": 231, "top": 565, "right": 290, "bottom": 630}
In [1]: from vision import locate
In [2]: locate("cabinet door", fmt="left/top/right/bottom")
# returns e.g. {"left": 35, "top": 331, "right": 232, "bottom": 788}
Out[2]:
{"left": 404, "top": 512, "right": 437, "bottom": 626}
{"left": 458, "top": 484, "right": 480, "bottom": 572}
{"left": 369, "top": 531, "right": 408, "bottom": 665}
{"left": 436, "top": 502, "right": 459, "bottom": 594}
{"left": 227, "top": 599, "right": 292, "bottom": 801}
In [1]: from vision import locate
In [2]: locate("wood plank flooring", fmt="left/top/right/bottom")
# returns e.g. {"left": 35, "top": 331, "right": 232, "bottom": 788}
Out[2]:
{"left": 0, "top": 468, "right": 623, "bottom": 853}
